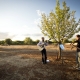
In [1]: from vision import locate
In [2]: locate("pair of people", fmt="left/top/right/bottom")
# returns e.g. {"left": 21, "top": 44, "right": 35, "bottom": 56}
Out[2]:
{"left": 38, "top": 35, "right": 80, "bottom": 67}
{"left": 37, "top": 37, "right": 48, "bottom": 64}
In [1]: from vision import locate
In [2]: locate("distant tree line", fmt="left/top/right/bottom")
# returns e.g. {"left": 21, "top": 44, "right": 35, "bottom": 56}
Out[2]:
{"left": 0, "top": 37, "right": 73, "bottom": 46}
{"left": 0, "top": 37, "right": 38, "bottom": 45}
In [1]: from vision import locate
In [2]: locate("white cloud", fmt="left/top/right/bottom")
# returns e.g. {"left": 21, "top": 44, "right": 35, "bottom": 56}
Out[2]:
{"left": 12, "top": 35, "right": 25, "bottom": 41}
{"left": 0, "top": 32, "right": 15, "bottom": 40}
{"left": 34, "top": 18, "right": 41, "bottom": 25}
{"left": 36, "top": 10, "right": 45, "bottom": 16}
{"left": 36, "top": 10, "right": 42, "bottom": 16}
{"left": 0, "top": 9, "right": 46, "bottom": 41}
{"left": 34, "top": 10, "right": 46, "bottom": 26}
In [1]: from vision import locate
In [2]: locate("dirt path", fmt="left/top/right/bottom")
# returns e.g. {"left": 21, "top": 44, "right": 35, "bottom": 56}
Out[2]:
{"left": 0, "top": 45, "right": 80, "bottom": 80}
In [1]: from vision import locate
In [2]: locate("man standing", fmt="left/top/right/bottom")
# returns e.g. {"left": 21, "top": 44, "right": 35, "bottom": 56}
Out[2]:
{"left": 37, "top": 37, "right": 48, "bottom": 64}
{"left": 71, "top": 34, "right": 80, "bottom": 69}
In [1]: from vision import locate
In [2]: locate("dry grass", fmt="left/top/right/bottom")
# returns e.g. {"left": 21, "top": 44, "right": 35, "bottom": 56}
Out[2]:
{"left": 0, "top": 44, "right": 80, "bottom": 80}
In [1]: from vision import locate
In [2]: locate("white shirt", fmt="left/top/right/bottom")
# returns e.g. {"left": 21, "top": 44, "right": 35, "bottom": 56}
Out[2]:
{"left": 37, "top": 41, "right": 48, "bottom": 46}
{"left": 37, "top": 41, "right": 48, "bottom": 51}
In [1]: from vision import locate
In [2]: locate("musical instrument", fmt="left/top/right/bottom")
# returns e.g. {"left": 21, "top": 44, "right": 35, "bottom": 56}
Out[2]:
{"left": 70, "top": 43, "right": 80, "bottom": 50}
{"left": 37, "top": 42, "right": 45, "bottom": 51}
{"left": 37, "top": 39, "right": 51, "bottom": 51}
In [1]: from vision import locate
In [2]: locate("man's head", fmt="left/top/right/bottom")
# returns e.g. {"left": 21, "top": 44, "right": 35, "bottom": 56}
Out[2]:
{"left": 76, "top": 34, "right": 80, "bottom": 40}
{"left": 41, "top": 37, "right": 45, "bottom": 41}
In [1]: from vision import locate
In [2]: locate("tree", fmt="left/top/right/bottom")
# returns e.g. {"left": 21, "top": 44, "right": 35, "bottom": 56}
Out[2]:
{"left": 0, "top": 40, "right": 5, "bottom": 45}
{"left": 32, "top": 39, "right": 40, "bottom": 45}
{"left": 24, "top": 37, "right": 33, "bottom": 45}
{"left": 35, "top": 39, "right": 40, "bottom": 43}
{"left": 12, "top": 40, "right": 24, "bottom": 45}
{"left": 4, "top": 38, "right": 12, "bottom": 45}
{"left": 39, "top": 0, "right": 80, "bottom": 59}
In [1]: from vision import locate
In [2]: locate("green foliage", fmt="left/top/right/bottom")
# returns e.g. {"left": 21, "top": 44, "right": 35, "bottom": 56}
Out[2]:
{"left": 0, "top": 38, "right": 53, "bottom": 45}
{"left": 35, "top": 39, "right": 40, "bottom": 43}
{"left": 32, "top": 39, "right": 40, "bottom": 45}
{"left": 71, "top": 38, "right": 76, "bottom": 43}
{"left": 24, "top": 37, "right": 33, "bottom": 45}
{"left": 39, "top": 0, "right": 80, "bottom": 44}
{"left": 0, "top": 40, "right": 5, "bottom": 45}
{"left": 12, "top": 41, "right": 24, "bottom": 45}
{"left": 4, "top": 38, "right": 12, "bottom": 45}
{"left": 64, "top": 39, "right": 70, "bottom": 43}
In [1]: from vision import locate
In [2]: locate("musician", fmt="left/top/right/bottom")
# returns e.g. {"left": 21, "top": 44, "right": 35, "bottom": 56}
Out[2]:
{"left": 37, "top": 37, "right": 48, "bottom": 64}
{"left": 71, "top": 34, "right": 80, "bottom": 69}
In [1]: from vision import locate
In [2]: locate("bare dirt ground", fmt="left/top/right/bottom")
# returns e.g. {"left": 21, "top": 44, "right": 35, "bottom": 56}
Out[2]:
{"left": 0, "top": 44, "right": 80, "bottom": 80}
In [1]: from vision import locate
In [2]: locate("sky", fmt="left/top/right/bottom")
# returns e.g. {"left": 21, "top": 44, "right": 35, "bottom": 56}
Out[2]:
{"left": 0, "top": 0, "right": 80, "bottom": 41}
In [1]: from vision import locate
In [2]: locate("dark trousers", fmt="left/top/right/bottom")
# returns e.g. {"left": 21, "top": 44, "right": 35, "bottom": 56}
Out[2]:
{"left": 41, "top": 48, "right": 47, "bottom": 63}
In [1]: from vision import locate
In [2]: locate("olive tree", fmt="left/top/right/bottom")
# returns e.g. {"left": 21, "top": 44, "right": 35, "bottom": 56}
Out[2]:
{"left": 39, "top": 0, "right": 80, "bottom": 59}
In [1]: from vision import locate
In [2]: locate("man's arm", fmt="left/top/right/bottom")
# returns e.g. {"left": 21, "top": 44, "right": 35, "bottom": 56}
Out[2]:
{"left": 37, "top": 41, "right": 44, "bottom": 46}
{"left": 70, "top": 40, "right": 77, "bottom": 49}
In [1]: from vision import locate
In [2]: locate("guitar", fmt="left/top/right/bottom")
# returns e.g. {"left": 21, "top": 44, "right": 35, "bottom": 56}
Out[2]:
{"left": 37, "top": 43, "right": 45, "bottom": 51}
{"left": 37, "top": 39, "right": 51, "bottom": 51}
{"left": 70, "top": 43, "right": 80, "bottom": 50}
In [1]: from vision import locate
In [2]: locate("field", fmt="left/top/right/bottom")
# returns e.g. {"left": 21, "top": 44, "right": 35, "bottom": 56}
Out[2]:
{"left": 0, "top": 44, "right": 80, "bottom": 80}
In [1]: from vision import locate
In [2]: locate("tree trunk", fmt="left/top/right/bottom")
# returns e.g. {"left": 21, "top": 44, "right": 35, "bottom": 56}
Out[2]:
{"left": 57, "top": 44, "right": 61, "bottom": 60}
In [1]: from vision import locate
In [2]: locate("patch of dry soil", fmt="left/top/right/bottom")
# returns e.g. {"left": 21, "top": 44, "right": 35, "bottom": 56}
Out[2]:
{"left": 0, "top": 45, "right": 80, "bottom": 80}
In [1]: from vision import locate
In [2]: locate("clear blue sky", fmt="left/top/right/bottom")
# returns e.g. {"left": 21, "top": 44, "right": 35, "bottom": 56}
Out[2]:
{"left": 0, "top": 0, "right": 80, "bottom": 41}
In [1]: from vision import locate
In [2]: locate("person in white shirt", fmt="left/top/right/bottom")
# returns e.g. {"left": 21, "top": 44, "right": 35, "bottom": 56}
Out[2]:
{"left": 37, "top": 37, "right": 48, "bottom": 64}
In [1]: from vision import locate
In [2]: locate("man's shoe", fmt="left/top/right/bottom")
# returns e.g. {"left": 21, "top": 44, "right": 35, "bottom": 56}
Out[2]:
{"left": 44, "top": 62, "right": 47, "bottom": 64}
{"left": 42, "top": 62, "right": 47, "bottom": 64}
